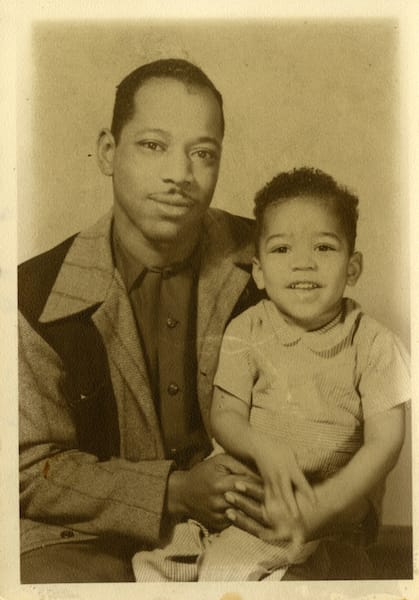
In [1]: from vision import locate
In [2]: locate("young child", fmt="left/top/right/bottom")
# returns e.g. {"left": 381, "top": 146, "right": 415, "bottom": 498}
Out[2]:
{"left": 132, "top": 167, "right": 409, "bottom": 581}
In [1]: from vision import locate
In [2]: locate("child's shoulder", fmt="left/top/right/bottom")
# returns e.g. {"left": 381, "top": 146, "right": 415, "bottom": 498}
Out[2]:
{"left": 351, "top": 303, "right": 409, "bottom": 360}
{"left": 355, "top": 309, "right": 403, "bottom": 343}
{"left": 227, "top": 299, "right": 272, "bottom": 333}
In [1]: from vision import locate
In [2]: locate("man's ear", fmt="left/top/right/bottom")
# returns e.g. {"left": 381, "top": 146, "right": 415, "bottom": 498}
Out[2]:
{"left": 346, "top": 251, "right": 363, "bottom": 287}
{"left": 252, "top": 257, "right": 265, "bottom": 290}
{"left": 97, "top": 128, "right": 116, "bottom": 176}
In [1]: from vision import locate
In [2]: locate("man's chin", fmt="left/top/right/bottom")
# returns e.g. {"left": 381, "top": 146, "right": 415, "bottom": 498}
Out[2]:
{"left": 143, "top": 219, "right": 202, "bottom": 246}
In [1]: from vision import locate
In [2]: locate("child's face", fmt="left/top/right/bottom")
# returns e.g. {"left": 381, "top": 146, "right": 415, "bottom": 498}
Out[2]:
{"left": 253, "top": 195, "right": 362, "bottom": 330}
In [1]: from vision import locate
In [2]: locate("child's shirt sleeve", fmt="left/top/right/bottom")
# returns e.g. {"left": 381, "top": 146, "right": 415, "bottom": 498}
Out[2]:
{"left": 357, "top": 319, "right": 410, "bottom": 419}
{"left": 213, "top": 310, "right": 258, "bottom": 406}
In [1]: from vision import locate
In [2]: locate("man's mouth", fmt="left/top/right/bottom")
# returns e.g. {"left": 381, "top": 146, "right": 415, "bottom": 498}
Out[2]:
{"left": 148, "top": 191, "right": 193, "bottom": 207}
{"left": 288, "top": 282, "right": 321, "bottom": 289}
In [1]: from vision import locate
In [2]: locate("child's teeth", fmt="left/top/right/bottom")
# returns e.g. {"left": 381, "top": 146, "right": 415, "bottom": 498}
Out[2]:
{"left": 292, "top": 283, "right": 318, "bottom": 289}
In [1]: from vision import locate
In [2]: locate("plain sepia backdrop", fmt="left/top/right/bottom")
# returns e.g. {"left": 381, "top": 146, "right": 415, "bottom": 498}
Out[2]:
{"left": 17, "top": 19, "right": 411, "bottom": 529}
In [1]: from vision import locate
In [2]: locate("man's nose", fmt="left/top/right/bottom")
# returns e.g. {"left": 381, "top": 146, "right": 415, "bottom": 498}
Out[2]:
{"left": 162, "top": 149, "right": 193, "bottom": 186}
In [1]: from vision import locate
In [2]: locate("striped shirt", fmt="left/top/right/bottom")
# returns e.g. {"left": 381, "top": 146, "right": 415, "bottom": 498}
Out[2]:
{"left": 214, "top": 298, "right": 410, "bottom": 480}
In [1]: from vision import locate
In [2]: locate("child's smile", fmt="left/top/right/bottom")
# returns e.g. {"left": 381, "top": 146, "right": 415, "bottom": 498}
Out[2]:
{"left": 252, "top": 195, "right": 362, "bottom": 331}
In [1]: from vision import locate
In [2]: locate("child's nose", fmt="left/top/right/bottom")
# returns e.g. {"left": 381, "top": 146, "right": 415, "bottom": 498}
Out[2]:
{"left": 291, "top": 247, "right": 316, "bottom": 270}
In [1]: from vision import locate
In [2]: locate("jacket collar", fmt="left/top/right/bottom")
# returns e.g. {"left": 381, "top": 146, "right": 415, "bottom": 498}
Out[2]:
{"left": 39, "top": 212, "right": 115, "bottom": 322}
{"left": 39, "top": 208, "right": 254, "bottom": 324}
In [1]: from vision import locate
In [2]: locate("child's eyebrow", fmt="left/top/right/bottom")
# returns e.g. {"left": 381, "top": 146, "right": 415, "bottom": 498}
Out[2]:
{"left": 316, "top": 232, "right": 343, "bottom": 241}
{"left": 265, "top": 233, "right": 288, "bottom": 243}
{"left": 265, "top": 232, "right": 343, "bottom": 242}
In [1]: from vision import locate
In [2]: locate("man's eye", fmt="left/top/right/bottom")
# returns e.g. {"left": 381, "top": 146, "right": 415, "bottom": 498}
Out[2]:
{"left": 191, "top": 149, "right": 218, "bottom": 163}
{"left": 272, "top": 246, "right": 289, "bottom": 253}
{"left": 138, "top": 141, "right": 164, "bottom": 152}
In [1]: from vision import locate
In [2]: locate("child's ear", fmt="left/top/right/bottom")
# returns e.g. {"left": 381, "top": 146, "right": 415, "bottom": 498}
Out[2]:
{"left": 252, "top": 257, "right": 266, "bottom": 290}
{"left": 346, "top": 251, "right": 363, "bottom": 286}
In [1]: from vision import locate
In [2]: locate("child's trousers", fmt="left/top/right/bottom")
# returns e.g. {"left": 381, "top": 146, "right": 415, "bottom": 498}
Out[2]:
{"left": 132, "top": 519, "right": 318, "bottom": 582}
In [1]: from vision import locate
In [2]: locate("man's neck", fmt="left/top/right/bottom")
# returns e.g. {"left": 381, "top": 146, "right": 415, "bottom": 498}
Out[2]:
{"left": 113, "top": 212, "right": 203, "bottom": 269}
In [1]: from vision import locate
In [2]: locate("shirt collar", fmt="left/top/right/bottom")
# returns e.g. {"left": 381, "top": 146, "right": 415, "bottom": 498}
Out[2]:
{"left": 112, "top": 225, "right": 202, "bottom": 293}
{"left": 262, "top": 297, "right": 362, "bottom": 352}
{"left": 38, "top": 208, "right": 254, "bottom": 323}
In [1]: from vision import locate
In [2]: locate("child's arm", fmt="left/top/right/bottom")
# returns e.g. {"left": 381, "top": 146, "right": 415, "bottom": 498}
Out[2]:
{"left": 263, "top": 403, "right": 405, "bottom": 543}
{"left": 211, "top": 386, "right": 315, "bottom": 522}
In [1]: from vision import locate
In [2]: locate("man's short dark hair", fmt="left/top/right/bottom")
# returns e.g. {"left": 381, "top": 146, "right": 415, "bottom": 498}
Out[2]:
{"left": 111, "top": 58, "right": 225, "bottom": 143}
{"left": 254, "top": 167, "right": 359, "bottom": 254}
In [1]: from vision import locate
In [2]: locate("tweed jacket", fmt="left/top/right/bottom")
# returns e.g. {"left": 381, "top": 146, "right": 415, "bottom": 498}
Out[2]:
{"left": 19, "top": 208, "right": 256, "bottom": 554}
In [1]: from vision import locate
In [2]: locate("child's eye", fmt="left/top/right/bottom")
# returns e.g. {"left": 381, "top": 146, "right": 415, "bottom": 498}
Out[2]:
{"left": 316, "top": 244, "right": 336, "bottom": 252}
{"left": 271, "top": 246, "right": 289, "bottom": 254}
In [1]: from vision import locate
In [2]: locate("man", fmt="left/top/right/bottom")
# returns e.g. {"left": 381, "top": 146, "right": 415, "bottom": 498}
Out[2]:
{"left": 19, "top": 59, "right": 376, "bottom": 583}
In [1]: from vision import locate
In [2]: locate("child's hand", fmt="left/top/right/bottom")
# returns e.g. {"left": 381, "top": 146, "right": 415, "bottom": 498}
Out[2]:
{"left": 262, "top": 482, "right": 308, "bottom": 559}
{"left": 262, "top": 485, "right": 305, "bottom": 543}
{"left": 252, "top": 434, "right": 316, "bottom": 520}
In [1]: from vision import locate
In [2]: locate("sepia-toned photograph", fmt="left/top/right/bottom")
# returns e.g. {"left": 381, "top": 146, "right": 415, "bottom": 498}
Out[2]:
{"left": 1, "top": 2, "right": 417, "bottom": 599}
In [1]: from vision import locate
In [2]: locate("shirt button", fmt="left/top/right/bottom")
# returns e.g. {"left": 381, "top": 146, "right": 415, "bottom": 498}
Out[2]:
{"left": 60, "top": 529, "right": 75, "bottom": 539}
{"left": 167, "top": 382, "right": 179, "bottom": 395}
{"left": 166, "top": 316, "right": 178, "bottom": 328}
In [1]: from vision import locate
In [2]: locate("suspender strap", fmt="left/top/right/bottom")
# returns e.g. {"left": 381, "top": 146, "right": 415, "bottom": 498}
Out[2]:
{"left": 18, "top": 236, "right": 120, "bottom": 460}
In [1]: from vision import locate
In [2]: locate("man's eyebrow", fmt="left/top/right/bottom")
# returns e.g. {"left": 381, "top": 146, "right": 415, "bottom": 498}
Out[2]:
{"left": 193, "top": 136, "right": 222, "bottom": 151}
{"left": 133, "top": 128, "right": 169, "bottom": 137}
{"left": 132, "top": 130, "right": 221, "bottom": 151}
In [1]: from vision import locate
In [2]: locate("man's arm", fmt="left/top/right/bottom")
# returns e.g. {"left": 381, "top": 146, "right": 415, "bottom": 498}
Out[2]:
{"left": 20, "top": 312, "right": 265, "bottom": 544}
{"left": 19, "top": 312, "right": 174, "bottom": 545}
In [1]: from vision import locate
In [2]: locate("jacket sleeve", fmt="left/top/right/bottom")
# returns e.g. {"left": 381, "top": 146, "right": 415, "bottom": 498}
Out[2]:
{"left": 19, "top": 311, "right": 173, "bottom": 546}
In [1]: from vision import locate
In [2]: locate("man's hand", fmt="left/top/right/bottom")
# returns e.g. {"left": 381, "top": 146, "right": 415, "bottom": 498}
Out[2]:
{"left": 167, "top": 453, "right": 264, "bottom": 532}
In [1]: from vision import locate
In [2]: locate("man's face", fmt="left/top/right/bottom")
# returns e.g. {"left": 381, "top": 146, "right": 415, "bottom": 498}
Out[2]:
{"left": 252, "top": 195, "right": 362, "bottom": 330}
{"left": 103, "top": 77, "right": 223, "bottom": 246}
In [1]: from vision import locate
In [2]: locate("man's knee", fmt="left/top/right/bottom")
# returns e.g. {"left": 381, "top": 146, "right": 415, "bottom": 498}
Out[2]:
{"left": 21, "top": 540, "right": 136, "bottom": 583}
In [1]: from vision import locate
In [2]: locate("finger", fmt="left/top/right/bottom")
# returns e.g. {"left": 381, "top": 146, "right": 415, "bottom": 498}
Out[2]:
{"left": 226, "top": 508, "right": 269, "bottom": 539}
{"left": 214, "top": 453, "right": 258, "bottom": 477}
{"left": 233, "top": 478, "right": 264, "bottom": 501}
{"left": 291, "top": 469, "right": 317, "bottom": 505}
{"left": 277, "top": 478, "right": 300, "bottom": 519}
{"left": 209, "top": 495, "right": 231, "bottom": 512}
{"left": 224, "top": 490, "right": 267, "bottom": 525}
{"left": 260, "top": 526, "right": 293, "bottom": 544}
{"left": 214, "top": 473, "right": 259, "bottom": 496}
{"left": 208, "top": 513, "right": 231, "bottom": 532}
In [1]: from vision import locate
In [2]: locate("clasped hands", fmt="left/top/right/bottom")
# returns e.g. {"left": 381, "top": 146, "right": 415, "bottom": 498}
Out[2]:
{"left": 168, "top": 439, "right": 315, "bottom": 549}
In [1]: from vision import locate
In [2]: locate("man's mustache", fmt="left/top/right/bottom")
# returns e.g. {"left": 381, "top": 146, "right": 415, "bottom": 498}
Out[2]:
{"left": 148, "top": 187, "right": 195, "bottom": 205}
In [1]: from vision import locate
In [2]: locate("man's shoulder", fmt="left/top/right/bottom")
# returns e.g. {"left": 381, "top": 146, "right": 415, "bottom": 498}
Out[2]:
{"left": 19, "top": 234, "right": 77, "bottom": 278}
{"left": 206, "top": 207, "right": 255, "bottom": 247}
{"left": 18, "top": 212, "right": 113, "bottom": 321}
{"left": 18, "top": 234, "right": 79, "bottom": 320}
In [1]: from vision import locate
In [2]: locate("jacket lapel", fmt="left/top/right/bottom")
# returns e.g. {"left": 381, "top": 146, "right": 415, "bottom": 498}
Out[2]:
{"left": 196, "top": 210, "right": 254, "bottom": 431}
{"left": 38, "top": 208, "right": 254, "bottom": 447}
{"left": 39, "top": 212, "right": 164, "bottom": 458}
{"left": 92, "top": 274, "right": 165, "bottom": 458}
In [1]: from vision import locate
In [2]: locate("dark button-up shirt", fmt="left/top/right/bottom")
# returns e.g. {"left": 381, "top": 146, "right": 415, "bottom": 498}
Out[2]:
{"left": 113, "top": 230, "right": 211, "bottom": 468}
